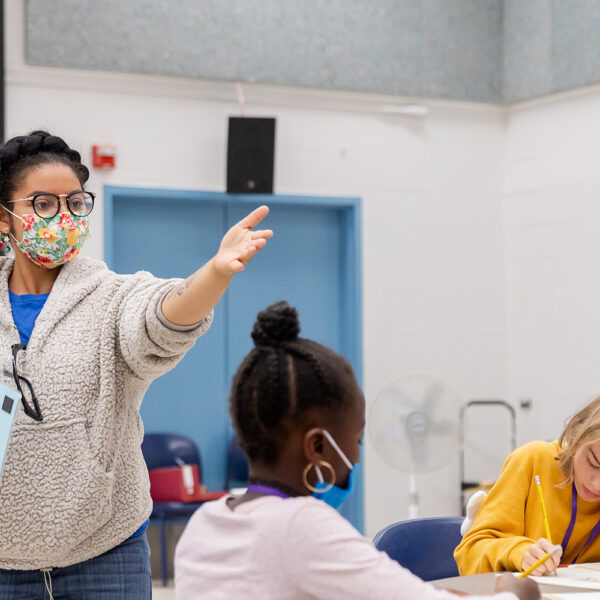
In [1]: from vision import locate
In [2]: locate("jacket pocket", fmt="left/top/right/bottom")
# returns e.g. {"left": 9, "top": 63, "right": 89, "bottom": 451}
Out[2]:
{"left": 0, "top": 418, "right": 114, "bottom": 563}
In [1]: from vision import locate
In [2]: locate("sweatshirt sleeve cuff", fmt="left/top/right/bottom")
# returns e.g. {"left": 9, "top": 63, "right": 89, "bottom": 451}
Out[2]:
{"left": 507, "top": 540, "right": 532, "bottom": 572}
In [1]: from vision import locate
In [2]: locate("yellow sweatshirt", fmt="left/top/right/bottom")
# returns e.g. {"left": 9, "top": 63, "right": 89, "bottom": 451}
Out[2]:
{"left": 455, "top": 440, "right": 600, "bottom": 574}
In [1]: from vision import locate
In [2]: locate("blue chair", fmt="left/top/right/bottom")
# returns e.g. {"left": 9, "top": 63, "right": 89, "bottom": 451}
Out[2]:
{"left": 141, "top": 433, "right": 208, "bottom": 587}
{"left": 373, "top": 517, "right": 463, "bottom": 581}
{"left": 225, "top": 436, "right": 249, "bottom": 490}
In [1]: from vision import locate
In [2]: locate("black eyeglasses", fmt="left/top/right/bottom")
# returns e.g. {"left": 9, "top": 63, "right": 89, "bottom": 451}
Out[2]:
{"left": 10, "top": 344, "right": 43, "bottom": 422}
{"left": 8, "top": 191, "right": 95, "bottom": 220}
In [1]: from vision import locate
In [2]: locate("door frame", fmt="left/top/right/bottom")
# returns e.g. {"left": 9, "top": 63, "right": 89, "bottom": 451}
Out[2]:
{"left": 103, "top": 186, "right": 363, "bottom": 529}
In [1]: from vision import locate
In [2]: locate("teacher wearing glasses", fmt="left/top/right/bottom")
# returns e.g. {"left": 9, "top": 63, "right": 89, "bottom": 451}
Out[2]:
{"left": 0, "top": 130, "right": 273, "bottom": 599}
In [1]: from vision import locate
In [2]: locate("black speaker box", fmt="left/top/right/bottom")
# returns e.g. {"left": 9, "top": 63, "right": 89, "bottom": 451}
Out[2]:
{"left": 227, "top": 117, "right": 275, "bottom": 194}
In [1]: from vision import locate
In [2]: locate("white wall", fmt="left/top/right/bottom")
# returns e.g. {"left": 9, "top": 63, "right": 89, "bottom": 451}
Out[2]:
{"left": 363, "top": 106, "right": 508, "bottom": 534}
{"left": 6, "top": 1, "right": 509, "bottom": 537}
{"left": 505, "top": 88, "right": 600, "bottom": 447}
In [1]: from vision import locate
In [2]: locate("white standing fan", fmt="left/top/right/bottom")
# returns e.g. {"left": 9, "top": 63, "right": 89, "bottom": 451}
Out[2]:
{"left": 369, "top": 374, "right": 463, "bottom": 518}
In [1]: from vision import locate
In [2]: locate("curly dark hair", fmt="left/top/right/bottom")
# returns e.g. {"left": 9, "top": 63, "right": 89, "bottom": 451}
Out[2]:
{"left": 229, "top": 301, "right": 361, "bottom": 465}
{"left": 0, "top": 130, "right": 89, "bottom": 209}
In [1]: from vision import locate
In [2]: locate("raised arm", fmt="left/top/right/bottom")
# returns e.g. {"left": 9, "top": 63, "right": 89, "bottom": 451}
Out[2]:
{"left": 161, "top": 205, "right": 273, "bottom": 326}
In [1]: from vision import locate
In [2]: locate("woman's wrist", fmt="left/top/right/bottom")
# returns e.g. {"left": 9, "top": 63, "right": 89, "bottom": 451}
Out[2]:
{"left": 161, "top": 258, "right": 233, "bottom": 325}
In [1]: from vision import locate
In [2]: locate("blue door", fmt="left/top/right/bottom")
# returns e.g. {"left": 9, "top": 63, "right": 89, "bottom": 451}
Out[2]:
{"left": 226, "top": 202, "right": 344, "bottom": 379}
{"left": 106, "top": 188, "right": 363, "bottom": 530}
{"left": 111, "top": 194, "right": 230, "bottom": 489}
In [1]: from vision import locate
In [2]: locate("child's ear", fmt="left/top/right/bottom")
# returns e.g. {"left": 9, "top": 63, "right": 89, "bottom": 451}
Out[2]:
{"left": 303, "top": 428, "right": 325, "bottom": 462}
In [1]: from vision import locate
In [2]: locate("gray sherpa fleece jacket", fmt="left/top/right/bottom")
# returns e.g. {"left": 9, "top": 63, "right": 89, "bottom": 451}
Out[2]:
{"left": 0, "top": 255, "right": 212, "bottom": 570}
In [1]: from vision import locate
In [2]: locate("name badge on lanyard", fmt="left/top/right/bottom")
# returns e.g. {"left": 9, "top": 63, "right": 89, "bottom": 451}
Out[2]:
{"left": 0, "top": 382, "right": 20, "bottom": 482}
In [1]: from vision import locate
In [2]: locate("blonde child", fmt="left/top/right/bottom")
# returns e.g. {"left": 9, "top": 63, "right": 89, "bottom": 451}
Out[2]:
{"left": 456, "top": 397, "right": 600, "bottom": 575}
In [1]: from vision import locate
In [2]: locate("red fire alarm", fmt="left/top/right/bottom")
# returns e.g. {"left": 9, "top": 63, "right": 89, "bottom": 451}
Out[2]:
{"left": 92, "top": 144, "right": 116, "bottom": 169}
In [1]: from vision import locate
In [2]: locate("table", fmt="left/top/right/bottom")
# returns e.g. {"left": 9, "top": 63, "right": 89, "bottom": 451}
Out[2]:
{"left": 432, "top": 572, "right": 598, "bottom": 595}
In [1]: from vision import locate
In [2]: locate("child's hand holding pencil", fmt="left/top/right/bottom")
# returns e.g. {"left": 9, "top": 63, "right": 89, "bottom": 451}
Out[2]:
{"left": 521, "top": 541, "right": 563, "bottom": 576}
{"left": 522, "top": 475, "right": 562, "bottom": 576}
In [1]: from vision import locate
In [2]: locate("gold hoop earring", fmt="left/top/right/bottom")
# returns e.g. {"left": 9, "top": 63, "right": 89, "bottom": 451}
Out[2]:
{"left": 303, "top": 460, "right": 336, "bottom": 493}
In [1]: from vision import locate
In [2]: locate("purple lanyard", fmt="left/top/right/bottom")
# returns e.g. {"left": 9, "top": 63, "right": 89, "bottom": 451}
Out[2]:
{"left": 561, "top": 482, "right": 600, "bottom": 564}
{"left": 246, "top": 484, "right": 290, "bottom": 499}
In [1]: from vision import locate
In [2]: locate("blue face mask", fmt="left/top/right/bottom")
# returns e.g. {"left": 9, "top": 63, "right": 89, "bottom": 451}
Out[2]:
{"left": 312, "top": 429, "right": 357, "bottom": 509}
{"left": 313, "top": 463, "right": 358, "bottom": 509}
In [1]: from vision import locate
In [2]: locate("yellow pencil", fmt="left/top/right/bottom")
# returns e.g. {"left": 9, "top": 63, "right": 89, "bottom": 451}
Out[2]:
{"left": 535, "top": 474, "right": 552, "bottom": 543}
{"left": 519, "top": 545, "right": 562, "bottom": 578}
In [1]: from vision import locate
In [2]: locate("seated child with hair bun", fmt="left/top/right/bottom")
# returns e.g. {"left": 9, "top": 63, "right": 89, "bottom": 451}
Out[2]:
{"left": 175, "top": 301, "right": 540, "bottom": 600}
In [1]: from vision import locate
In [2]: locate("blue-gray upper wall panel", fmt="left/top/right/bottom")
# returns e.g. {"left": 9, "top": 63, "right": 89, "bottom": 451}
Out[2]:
{"left": 423, "top": 0, "right": 502, "bottom": 102}
{"left": 25, "top": 0, "right": 503, "bottom": 103}
{"left": 503, "top": 0, "right": 553, "bottom": 102}
{"left": 504, "top": 0, "right": 600, "bottom": 103}
{"left": 551, "top": 0, "right": 600, "bottom": 96}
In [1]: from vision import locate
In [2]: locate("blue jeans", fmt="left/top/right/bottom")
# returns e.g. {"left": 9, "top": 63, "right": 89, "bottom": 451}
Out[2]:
{"left": 0, "top": 533, "right": 152, "bottom": 599}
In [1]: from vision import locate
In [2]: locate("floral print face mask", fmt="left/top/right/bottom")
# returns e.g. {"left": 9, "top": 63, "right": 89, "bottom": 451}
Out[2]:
{"left": 5, "top": 210, "right": 90, "bottom": 269}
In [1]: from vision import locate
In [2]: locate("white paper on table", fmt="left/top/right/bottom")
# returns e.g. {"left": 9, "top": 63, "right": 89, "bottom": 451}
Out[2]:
{"left": 542, "top": 595, "right": 600, "bottom": 600}
{"left": 529, "top": 563, "right": 600, "bottom": 590}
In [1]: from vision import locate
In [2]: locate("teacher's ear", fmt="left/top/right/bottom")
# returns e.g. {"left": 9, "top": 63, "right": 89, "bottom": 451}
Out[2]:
{"left": 0, "top": 207, "right": 10, "bottom": 233}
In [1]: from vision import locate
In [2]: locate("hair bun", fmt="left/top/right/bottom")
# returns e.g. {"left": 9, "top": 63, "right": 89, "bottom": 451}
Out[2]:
{"left": 21, "top": 133, "right": 44, "bottom": 155}
{"left": 251, "top": 301, "right": 300, "bottom": 346}
{"left": 0, "top": 131, "right": 66, "bottom": 164}
{"left": 0, "top": 130, "right": 89, "bottom": 186}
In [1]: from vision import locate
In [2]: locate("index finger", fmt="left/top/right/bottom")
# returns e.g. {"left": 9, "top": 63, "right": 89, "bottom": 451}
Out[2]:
{"left": 237, "top": 205, "right": 270, "bottom": 229}
{"left": 538, "top": 542, "right": 562, "bottom": 574}
{"left": 538, "top": 539, "right": 562, "bottom": 557}
{"left": 549, "top": 544, "right": 562, "bottom": 571}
